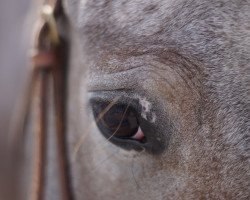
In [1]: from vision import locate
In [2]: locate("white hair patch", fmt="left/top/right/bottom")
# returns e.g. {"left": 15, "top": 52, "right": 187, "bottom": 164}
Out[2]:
{"left": 137, "top": 97, "right": 157, "bottom": 123}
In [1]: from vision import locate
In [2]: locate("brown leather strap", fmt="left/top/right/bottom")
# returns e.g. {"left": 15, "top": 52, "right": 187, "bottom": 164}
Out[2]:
{"left": 8, "top": 1, "right": 71, "bottom": 199}
{"left": 25, "top": 1, "right": 71, "bottom": 200}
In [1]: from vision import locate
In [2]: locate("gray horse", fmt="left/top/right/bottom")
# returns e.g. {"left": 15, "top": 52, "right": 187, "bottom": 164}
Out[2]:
{"left": 64, "top": 0, "right": 250, "bottom": 199}
{"left": 4, "top": 0, "right": 250, "bottom": 199}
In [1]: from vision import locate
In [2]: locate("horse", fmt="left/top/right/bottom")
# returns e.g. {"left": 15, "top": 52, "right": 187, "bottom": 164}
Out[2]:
{"left": 5, "top": 0, "right": 250, "bottom": 199}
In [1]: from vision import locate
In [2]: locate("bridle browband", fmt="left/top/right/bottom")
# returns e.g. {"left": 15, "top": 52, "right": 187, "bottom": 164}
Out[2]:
{"left": 11, "top": 0, "right": 72, "bottom": 199}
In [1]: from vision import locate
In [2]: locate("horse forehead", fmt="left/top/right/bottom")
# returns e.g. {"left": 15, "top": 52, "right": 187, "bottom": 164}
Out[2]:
{"left": 65, "top": 0, "right": 249, "bottom": 58}
{"left": 74, "top": 0, "right": 179, "bottom": 32}
{"left": 66, "top": 0, "right": 213, "bottom": 42}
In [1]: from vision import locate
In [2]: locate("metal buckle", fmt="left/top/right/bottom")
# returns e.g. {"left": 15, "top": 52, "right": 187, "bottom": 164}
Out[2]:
{"left": 41, "top": 4, "right": 60, "bottom": 45}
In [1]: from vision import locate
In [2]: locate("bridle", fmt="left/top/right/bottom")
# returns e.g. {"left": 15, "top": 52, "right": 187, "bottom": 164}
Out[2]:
{"left": 10, "top": 0, "right": 72, "bottom": 199}
{"left": 29, "top": 1, "right": 71, "bottom": 199}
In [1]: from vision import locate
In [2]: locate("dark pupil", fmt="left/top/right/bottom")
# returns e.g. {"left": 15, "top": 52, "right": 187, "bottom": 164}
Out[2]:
{"left": 92, "top": 102, "right": 139, "bottom": 138}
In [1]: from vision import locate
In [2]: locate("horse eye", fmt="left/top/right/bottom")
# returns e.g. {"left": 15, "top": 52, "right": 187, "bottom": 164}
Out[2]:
{"left": 91, "top": 101, "right": 145, "bottom": 141}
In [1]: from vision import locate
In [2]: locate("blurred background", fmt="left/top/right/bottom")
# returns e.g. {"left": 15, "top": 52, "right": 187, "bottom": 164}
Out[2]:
{"left": 0, "top": 0, "right": 31, "bottom": 199}
{"left": 0, "top": 0, "right": 31, "bottom": 139}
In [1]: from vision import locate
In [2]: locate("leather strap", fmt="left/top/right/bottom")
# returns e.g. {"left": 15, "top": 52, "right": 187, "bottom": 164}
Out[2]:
{"left": 15, "top": 1, "right": 72, "bottom": 199}
{"left": 8, "top": 1, "right": 72, "bottom": 199}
